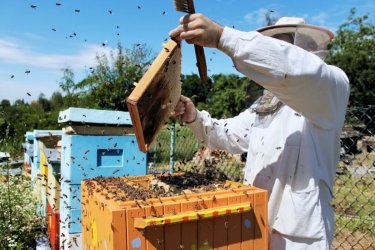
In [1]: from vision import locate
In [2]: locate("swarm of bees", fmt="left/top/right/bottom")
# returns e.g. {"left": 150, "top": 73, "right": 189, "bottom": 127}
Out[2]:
{"left": 84, "top": 166, "right": 230, "bottom": 202}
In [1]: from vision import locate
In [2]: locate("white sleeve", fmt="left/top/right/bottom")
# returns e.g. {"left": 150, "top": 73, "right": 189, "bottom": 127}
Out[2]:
{"left": 187, "top": 109, "right": 254, "bottom": 154}
{"left": 218, "top": 27, "right": 350, "bottom": 130}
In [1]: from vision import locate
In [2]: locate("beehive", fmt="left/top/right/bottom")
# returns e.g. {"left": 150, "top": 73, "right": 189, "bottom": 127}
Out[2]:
{"left": 59, "top": 228, "right": 82, "bottom": 250}
{"left": 46, "top": 148, "right": 61, "bottom": 212}
{"left": 82, "top": 174, "right": 268, "bottom": 250}
{"left": 58, "top": 108, "right": 147, "bottom": 234}
{"left": 23, "top": 131, "right": 34, "bottom": 173}
{"left": 31, "top": 130, "right": 62, "bottom": 183}
{"left": 47, "top": 202, "right": 60, "bottom": 250}
{"left": 32, "top": 131, "right": 62, "bottom": 216}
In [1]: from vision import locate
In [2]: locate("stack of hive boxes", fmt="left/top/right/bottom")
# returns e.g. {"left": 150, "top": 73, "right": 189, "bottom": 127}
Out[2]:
{"left": 58, "top": 108, "right": 147, "bottom": 249}
{"left": 32, "top": 130, "right": 62, "bottom": 217}
{"left": 44, "top": 147, "right": 61, "bottom": 250}
{"left": 22, "top": 131, "right": 34, "bottom": 174}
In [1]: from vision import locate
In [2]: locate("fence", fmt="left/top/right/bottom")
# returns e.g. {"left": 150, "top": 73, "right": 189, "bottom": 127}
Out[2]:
{"left": 150, "top": 106, "right": 375, "bottom": 249}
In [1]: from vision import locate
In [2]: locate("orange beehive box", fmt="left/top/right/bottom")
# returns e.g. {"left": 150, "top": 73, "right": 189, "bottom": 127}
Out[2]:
{"left": 47, "top": 202, "right": 60, "bottom": 250}
{"left": 81, "top": 175, "right": 268, "bottom": 250}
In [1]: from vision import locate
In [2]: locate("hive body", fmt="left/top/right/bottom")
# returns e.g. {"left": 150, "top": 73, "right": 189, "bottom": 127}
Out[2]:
{"left": 82, "top": 175, "right": 268, "bottom": 250}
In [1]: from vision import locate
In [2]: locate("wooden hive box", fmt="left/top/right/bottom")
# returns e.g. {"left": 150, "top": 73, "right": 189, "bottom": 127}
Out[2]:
{"left": 81, "top": 175, "right": 268, "bottom": 250}
{"left": 127, "top": 39, "right": 181, "bottom": 152}
{"left": 45, "top": 148, "right": 61, "bottom": 212}
{"left": 47, "top": 202, "right": 60, "bottom": 250}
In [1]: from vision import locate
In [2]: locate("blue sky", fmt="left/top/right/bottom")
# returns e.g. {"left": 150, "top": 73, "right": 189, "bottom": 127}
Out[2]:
{"left": 0, "top": 0, "right": 374, "bottom": 103}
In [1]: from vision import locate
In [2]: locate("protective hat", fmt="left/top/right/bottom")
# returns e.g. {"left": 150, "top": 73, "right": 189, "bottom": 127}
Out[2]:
{"left": 257, "top": 17, "right": 334, "bottom": 59}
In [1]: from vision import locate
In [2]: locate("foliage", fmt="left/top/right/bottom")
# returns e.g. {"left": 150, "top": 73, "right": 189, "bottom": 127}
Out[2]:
{"left": 326, "top": 8, "right": 375, "bottom": 107}
{"left": 182, "top": 73, "right": 263, "bottom": 118}
{"left": 0, "top": 174, "right": 43, "bottom": 249}
{"left": 181, "top": 74, "right": 212, "bottom": 110}
{"left": 205, "top": 74, "right": 262, "bottom": 118}
{"left": 72, "top": 43, "right": 154, "bottom": 111}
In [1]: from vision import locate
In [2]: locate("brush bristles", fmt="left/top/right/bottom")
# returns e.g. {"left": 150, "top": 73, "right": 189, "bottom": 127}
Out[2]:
{"left": 173, "top": 0, "right": 195, "bottom": 13}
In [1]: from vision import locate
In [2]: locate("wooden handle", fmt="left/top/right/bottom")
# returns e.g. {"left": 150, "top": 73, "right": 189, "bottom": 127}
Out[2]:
{"left": 194, "top": 44, "right": 208, "bottom": 84}
{"left": 134, "top": 203, "right": 251, "bottom": 229}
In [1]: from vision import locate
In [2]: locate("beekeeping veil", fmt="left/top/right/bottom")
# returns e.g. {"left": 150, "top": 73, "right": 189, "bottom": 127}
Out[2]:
{"left": 257, "top": 17, "right": 334, "bottom": 60}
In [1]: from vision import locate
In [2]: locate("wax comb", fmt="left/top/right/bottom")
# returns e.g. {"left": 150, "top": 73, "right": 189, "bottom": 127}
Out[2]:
{"left": 173, "top": 0, "right": 208, "bottom": 84}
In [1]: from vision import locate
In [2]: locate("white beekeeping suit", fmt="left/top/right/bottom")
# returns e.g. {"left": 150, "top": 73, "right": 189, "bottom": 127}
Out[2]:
{"left": 185, "top": 17, "right": 350, "bottom": 249}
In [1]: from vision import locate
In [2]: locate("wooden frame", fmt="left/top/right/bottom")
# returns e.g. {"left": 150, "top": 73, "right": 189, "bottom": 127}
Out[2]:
{"left": 126, "top": 39, "right": 181, "bottom": 152}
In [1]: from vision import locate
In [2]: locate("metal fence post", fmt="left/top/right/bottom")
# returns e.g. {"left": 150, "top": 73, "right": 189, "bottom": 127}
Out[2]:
{"left": 169, "top": 121, "right": 176, "bottom": 173}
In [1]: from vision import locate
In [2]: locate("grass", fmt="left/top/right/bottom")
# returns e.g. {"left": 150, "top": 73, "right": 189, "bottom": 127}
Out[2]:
{"left": 333, "top": 173, "right": 375, "bottom": 248}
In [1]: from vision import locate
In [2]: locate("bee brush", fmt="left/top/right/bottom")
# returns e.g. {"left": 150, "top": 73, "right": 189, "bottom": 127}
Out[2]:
{"left": 173, "top": 0, "right": 208, "bottom": 84}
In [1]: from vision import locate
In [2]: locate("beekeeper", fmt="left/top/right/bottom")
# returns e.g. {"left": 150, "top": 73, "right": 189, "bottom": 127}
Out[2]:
{"left": 170, "top": 14, "right": 350, "bottom": 249}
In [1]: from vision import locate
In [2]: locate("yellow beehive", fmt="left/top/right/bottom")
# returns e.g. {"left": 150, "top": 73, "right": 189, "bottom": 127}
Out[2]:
{"left": 47, "top": 162, "right": 61, "bottom": 212}
{"left": 82, "top": 175, "right": 268, "bottom": 250}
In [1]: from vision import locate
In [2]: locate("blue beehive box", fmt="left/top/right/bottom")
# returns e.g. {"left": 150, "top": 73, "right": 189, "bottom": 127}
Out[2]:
{"left": 23, "top": 131, "right": 35, "bottom": 171}
{"left": 58, "top": 108, "right": 147, "bottom": 233}
{"left": 31, "top": 130, "right": 62, "bottom": 182}
{"left": 31, "top": 130, "right": 62, "bottom": 217}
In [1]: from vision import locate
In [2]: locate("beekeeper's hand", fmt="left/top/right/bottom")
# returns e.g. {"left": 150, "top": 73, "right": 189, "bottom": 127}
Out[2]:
{"left": 169, "top": 13, "right": 224, "bottom": 48}
{"left": 173, "top": 95, "right": 198, "bottom": 124}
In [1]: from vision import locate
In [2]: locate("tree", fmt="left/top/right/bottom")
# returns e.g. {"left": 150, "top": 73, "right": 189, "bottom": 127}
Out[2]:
{"left": 37, "top": 93, "right": 51, "bottom": 112}
{"left": 205, "top": 74, "right": 262, "bottom": 118}
{"left": 58, "top": 68, "right": 76, "bottom": 107}
{"left": 74, "top": 43, "right": 154, "bottom": 111}
{"left": 49, "top": 91, "right": 64, "bottom": 111}
{"left": 327, "top": 8, "right": 375, "bottom": 107}
{"left": 181, "top": 74, "right": 212, "bottom": 110}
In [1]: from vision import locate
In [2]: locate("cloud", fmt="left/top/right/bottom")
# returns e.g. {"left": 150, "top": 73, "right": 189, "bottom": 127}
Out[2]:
{"left": 310, "top": 12, "right": 329, "bottom": 26}
{"left": 22, "top": 32, "right": 46, "bottom": 41}
{"left": 244, "top": 8, "right": 270, "bottom": 26}
{"left": 0, "top": 37, "right": 113, "bottom": 70}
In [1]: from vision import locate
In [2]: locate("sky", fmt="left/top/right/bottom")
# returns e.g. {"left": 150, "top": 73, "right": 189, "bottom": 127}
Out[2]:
{"left": 0, "top": 0, "right": 374, "bottom": 103}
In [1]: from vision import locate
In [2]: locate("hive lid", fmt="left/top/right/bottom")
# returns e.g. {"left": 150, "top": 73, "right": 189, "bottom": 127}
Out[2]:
{"left": 25, "top": 131, "right": 35, "bottom": 142}
{"left": 58, "top": 108, "right": 132, "bottom": 126}
{"left": 127, "top": 39, "right": 182, "bottom": 152}
{"left": 0, "top": 152, "right": 10, "bottom": 159}
{"left": 34, "top": 130, "right": 62, "bottom": 139}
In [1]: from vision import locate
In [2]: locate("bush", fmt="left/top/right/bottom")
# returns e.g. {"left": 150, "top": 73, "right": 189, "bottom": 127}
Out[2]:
{"left": 0, "top": 175, "right": 43, "bottom": 249}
